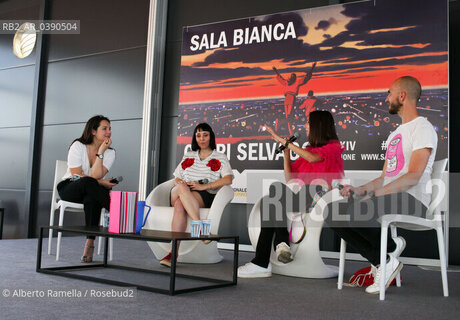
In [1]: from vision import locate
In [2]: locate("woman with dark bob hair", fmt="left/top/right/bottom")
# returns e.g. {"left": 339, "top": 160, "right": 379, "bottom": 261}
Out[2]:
{"left": 160, "top": 123, "right": 233, "bottom": 267}
{"left": 57, "top": 115, "right": 116, "bottom": 263}
{"left": 238, "top": 110, "right": 344, "bottom": 278}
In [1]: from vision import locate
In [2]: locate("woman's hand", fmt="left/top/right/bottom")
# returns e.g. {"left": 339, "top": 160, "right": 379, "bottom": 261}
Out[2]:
{"left": 98, "top": 178, "right": 117, "bottom": 189}
{"left": 98, "top": 138, "right": 112, "bottom": 154}
{"left": 264, "top": 124, "right": 286, "bottom": 145}
{"left": 187, "top": 181, "right": 208, "bottom": 191}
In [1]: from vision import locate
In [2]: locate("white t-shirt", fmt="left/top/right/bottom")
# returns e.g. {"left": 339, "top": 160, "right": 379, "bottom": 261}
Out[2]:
{"left": 383, "top": 116, "right": 438, "bottom": 207}
{"left": 173, "top": 150, "right": 233, "bottom": 194}
{"left": 62, "top": 141, "right": 116, "bottom": 180}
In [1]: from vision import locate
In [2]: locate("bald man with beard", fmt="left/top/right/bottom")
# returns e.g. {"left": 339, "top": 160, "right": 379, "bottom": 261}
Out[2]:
{"left": 327, "top": 76, "right": 438, "bottom": 294}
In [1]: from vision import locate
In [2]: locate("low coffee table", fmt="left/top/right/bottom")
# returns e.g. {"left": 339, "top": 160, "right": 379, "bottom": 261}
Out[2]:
{"left": 37, "top": 226, "right": 239, "bottom": 295}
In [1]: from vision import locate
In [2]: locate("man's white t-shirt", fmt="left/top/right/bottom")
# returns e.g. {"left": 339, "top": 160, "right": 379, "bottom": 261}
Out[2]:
{"left": 383, "top": 116, "right": 438, "bottom": 207}
{"left": 62, "top": 141, "right": 116, "bottom": 180}
{"left": 174, "top": 150, "right": 233, "bottom": 194}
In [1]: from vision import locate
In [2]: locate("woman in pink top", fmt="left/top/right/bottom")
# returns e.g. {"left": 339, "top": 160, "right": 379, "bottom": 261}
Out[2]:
{"left": 272, "top": 62, "right": 316, "bottom": 135}
{"left": 238, "top": 110, "right": 344, "bottom": 278}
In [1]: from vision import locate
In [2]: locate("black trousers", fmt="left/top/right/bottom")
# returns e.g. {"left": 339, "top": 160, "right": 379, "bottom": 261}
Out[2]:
{"left": 57, "top": 177, "right": 110, "bottom": 240}
{"left": 252, "top": 182, "right": 316, "bottom": 268}
{"left": 325, "top": 192, "right": 427, "bottom": 266}
{"left": 252, "top": 227, "right": 290, "bottom": 268}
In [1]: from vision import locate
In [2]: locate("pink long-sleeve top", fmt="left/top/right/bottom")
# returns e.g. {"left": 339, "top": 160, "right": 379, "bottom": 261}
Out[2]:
{"left": 290, "top": 140, "right": 344, "bottom": 186}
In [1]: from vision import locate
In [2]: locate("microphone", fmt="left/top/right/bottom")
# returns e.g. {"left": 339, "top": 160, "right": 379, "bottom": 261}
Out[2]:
{"left": 275, "top": 132, "right": 300, "bottom": 154}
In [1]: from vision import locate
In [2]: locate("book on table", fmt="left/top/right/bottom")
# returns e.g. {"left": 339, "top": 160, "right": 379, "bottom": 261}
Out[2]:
{"left": 108, "top": 191, "right": 138, "bottom": 234}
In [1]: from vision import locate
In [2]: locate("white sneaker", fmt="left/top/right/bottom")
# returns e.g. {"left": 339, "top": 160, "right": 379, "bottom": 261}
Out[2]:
{"left": 370, "top": 265, "right": 377, "bottom": 277}
{"left": 237, "top": 262, "right": 272, "bottom": 278}
{"left": 365, "top": 256, "right": 403, "bottom": 294}
{"left": 389, "top": 236, "right": 406, "bottom": 259}
{"left": 276, "top": 242, "right": 293, "bottom": 264}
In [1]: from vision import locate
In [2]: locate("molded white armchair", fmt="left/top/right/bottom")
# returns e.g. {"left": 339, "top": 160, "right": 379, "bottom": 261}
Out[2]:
{"left": 48, "top": 160, "right": 113, "bottom": 261}
{"left": 144, "top": 179, "right": 234, "bottom": 263}
{"left": 248, "top": 182, "right": 347, "bottom": 278}
{"left": 338, "top": 159, "right": 449, "bottom": 300}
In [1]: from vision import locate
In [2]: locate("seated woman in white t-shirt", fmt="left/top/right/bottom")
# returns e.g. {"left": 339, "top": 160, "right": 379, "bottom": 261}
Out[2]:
{"left": 160, "top": 123, "right": 233, "bottom": 267}
{"left": 57, "top": 115, "right": 116, "bottom": 263}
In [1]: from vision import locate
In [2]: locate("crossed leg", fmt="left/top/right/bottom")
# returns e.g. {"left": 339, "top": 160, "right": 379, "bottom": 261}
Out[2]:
{"left": 169, "top": 183, "right": 205, "bottom": 249}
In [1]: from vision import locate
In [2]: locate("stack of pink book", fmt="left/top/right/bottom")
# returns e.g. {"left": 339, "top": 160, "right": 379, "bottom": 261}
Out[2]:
{"left": 108, "top": 191, "right": 138, "bottom": 233}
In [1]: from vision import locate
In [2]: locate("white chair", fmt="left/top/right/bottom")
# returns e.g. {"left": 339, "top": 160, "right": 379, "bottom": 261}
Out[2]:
{"left": 48, "top": 160, "right": 113, "bottom": 261}
{"left": 247, "top": 182, "right": 346, "bottom": 278}
{"left": 338, "top": 159, "right": 449, "bottom": 300}
{"left": 144, "top": 179, "right": 234, "bottom": 263}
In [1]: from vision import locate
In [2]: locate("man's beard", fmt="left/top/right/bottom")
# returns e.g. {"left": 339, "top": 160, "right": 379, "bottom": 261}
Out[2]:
{"left": 389, "top": 100, "right": 402, "bottom": 114}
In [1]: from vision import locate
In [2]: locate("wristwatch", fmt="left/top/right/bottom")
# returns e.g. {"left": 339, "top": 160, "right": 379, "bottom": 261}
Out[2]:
{"left": 96, "top": 154, "right": 104, "bottom": 159}
{"left": 367, "top": 191, "right": 375, "bottom": 199}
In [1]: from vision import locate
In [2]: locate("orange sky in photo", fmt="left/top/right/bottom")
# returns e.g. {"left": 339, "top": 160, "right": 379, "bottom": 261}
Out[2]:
{"left": 179, "top": 60, "right": 448, "bottom": 103}
{"left": 179, "top": 3, "right": 447, "bottom": 104}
